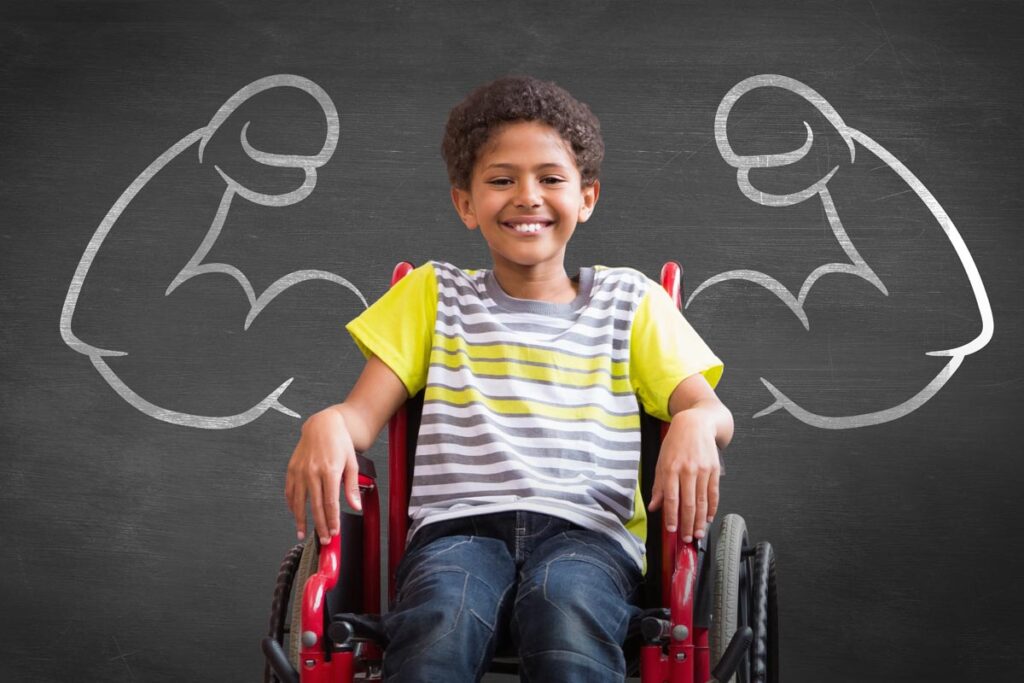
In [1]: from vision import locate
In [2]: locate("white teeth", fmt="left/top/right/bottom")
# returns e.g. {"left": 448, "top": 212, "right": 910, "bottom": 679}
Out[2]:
{"left": 509, "top": 222, "right": 548, "bottom": 233}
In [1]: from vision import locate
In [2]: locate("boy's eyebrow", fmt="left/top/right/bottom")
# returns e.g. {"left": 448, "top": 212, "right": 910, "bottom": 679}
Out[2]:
{"left": 484, "top": 162, "right": 570, "bottom": 171}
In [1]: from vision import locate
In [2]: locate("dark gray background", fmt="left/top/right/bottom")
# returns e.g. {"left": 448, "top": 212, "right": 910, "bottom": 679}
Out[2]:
{"left": 2, "top": 1, "right": 1022, "bottom": 681}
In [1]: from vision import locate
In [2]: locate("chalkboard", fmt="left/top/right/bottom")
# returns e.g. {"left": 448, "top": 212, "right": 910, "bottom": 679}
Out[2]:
{"left": 2, "top": 1, "right": 1022, "bottom": 681}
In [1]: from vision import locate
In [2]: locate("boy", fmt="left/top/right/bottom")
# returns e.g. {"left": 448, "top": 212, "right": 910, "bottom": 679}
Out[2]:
{"left": 285, "top": 74, "right": 733, "bottom": 682}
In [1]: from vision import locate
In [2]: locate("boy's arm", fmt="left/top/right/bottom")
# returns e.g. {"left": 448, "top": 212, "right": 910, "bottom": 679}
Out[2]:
{"left": 648, "top": 372, "right": 735, "bottom": 543}
{"left": 326, "top": 354, "right": 412, "bottom": 453}
{"left": 285, "top": 355, "right": 409, "bottom": 544}
{"left": 668, "top": 372, "right": 734, "bottom": 449}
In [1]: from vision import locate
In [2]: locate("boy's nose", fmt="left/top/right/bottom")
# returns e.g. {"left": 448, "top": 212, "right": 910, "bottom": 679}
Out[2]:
{"left": 514, "top": 179, "right": 543, "bottom": 207}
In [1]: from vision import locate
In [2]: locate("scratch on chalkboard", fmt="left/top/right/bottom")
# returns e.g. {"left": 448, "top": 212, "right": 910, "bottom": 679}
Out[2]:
{"left": 109, "top": 635, "right": 137, "bottom": 680}
{"left": 869, "top": 1, "right": 911, "bottom": 94}
{"left": 869, "top": 188, "right": 915, "bottom": 202}
{"left": 689, "top": 74, "right": 994, "bottom": 429}
{"left": 60, "top": 75, "right": 366, "bottom": 430}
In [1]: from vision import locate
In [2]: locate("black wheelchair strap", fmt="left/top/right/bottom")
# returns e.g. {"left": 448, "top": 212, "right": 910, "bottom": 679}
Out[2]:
{"left": 354, "top": 451, "right": 376, "bottom": 479}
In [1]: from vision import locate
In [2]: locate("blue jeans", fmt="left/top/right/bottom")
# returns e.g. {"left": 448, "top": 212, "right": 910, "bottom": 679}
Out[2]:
{"left": 381, "top": 511, "right": 644, "bottom": 682}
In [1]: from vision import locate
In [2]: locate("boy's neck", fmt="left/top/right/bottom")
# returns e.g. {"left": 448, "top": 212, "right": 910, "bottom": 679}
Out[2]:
{"left": 490, "top": 262, "right": 579, "bottom": 304}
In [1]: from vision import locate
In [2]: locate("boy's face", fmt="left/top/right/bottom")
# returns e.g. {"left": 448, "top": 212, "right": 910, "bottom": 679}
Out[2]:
{"left": 451, "top": 120, "right": 599, "bottom": 275}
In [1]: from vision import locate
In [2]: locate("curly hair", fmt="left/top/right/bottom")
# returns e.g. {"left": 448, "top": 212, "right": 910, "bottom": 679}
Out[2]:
{"left": 441, "top": 74, "right": 604, "bottom": 191}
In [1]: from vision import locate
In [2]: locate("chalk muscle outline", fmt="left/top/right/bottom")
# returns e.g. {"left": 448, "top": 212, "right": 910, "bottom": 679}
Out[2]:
{"left": 689, "top": 73, "right": 994, "bottom": 429}
{"left": 60, "top": 74, "right": 366, "bottom": 429}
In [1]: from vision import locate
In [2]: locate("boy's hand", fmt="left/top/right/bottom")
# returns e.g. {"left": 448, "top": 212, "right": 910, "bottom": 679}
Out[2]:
{"left": 647, "top": 409, "right": 721, "bottom": 543}
{"left": 285, "top": 408, "right": 362, "bottom": 545}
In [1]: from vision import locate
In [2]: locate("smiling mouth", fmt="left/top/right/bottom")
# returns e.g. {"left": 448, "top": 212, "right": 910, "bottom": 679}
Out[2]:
{"left": 502, "top": 221, "right": 553, "bottom": 234}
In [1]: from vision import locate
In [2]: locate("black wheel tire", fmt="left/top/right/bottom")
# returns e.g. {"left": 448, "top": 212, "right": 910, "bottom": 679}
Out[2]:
{"left": 264, "top": 541, "right": 305, "bottom": 683}
{"left": 751, "top": 541, "right": 779, "bottom": 683}
{"left": 711, "top": 513, "right": 752, "bottom": 683}
{"left": 287, "top": 536, "right": 321, "bottom": 669}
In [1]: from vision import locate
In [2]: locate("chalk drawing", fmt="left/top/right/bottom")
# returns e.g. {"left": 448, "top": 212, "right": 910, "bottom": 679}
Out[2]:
{"left": 62, "top": 72, "right": 992, "bottom": 431}
{"left": 692, "top": 73, "right": 994, "bottom": 429}
{"left": 60, "top": 74, "right": 366, "bottom": 429}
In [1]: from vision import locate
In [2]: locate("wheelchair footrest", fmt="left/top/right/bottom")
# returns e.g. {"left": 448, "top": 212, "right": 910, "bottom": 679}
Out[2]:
{"left": 260, "top": 636, "right": 299, "bottom": 683}
{"left": 628, "top": 607, "right": 671, "bottom": 644}
{"left": 711, "top": 626, "right": 753, "bottom": 683}
{"left": 327, "top": 613, "right": 389, "bottom": 649}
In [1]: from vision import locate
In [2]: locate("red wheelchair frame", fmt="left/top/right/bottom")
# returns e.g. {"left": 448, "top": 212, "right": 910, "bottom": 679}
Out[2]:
{"left": 263, "top": 261, "right": 766, "bottom": 683}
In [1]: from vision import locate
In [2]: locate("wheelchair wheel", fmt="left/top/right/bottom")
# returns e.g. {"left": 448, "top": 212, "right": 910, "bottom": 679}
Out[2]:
{"left": 711, "top": 513, "right": 752, "bottom": 683}
{"left": 287, "top": 536, "right": 321, "bottom": 670}
{"left": 264, "top": 540, "right": 306, "bottom": 683}
{"left": 750, "top": 541, "right": 779, "bottom": 683}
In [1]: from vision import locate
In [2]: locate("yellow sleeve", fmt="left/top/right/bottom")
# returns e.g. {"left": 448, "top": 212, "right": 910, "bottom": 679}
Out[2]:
{"left": 344, "top": 262, "right": 437, "bottom": 396}
{"left": 630, "top": 282, "right": 724, "bottom": 421}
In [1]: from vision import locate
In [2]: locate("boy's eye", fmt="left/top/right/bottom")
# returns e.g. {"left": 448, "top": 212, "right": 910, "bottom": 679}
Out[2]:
{"left": 488, "top": 177, "right": 565, "bottom": 186}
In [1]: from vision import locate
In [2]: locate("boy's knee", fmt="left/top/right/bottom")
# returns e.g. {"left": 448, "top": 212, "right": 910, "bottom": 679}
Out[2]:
{"left": 384, "top": 540, "right": 517, "bottom": 682}
{"left": 388, "top": 534, "right": 516, "bottom": 638}
{"left": 513, "top": 553, "right": 636, "bottom": 650}
{"left": 512, "top": 574, "right": 630, "bottom": 680}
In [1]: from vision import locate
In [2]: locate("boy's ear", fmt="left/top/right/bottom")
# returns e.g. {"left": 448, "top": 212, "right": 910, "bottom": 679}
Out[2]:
{"left": 578, "top": 179, "right": 600, "bottom": 223}
{"left": 450, "top": 186, "right": 479, "bottom": 230}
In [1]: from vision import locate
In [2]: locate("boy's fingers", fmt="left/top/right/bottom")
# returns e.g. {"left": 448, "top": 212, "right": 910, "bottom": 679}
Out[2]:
{"left": 307, "top": 475, "right": 329, "bottom": 545}
{"left": 647, "top": 473, "right": 662, "bottom": 512}
{"left": 693, "top": 467, "right": 710, "bottom": 540}
{"left": 323, "top": 470, "right": 341, "bottom": 540}
{"left": 678, "top": 468, "right": 696, "bottom": 542}
{"left": 289, "top": 481, "right": 307, "bottom": 540}
{"left": 662, "top": 476, "right": 679, "bottom": 533}
{"left": 708, "top": 467, "right": 720, "bottom": 523}
{"left": 343, "top": 456, "right": 362, "bottom": 513}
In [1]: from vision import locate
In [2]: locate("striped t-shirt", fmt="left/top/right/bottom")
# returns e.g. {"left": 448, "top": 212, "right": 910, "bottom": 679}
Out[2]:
{"left": 346, "top": 261, "right": 723, "bottom": 571}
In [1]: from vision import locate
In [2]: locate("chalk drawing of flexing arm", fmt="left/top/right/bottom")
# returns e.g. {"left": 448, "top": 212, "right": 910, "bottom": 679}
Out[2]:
{"left": 60, "top": 74, "right": 366, "bottom": 429}
{"left": 688, "top": 74, "right": 994, "bottom": 429}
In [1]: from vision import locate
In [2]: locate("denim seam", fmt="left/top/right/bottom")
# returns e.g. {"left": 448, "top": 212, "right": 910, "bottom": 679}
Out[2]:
{"left": 514, "top": 510, "right": 525, "bottom": 563}
{"left": 521, "top": 515, "right": 554, "bottom": 540}
{"left": 548, "top": 550, "right": 635, "bottom": 598}
{"left": 473, "top": 581, "right": 514, "bottom": 682}
{"left": 387, "top": 570, "right": 471, "bottom": 679}
{"left": 542, "top": 561, "right": 622, "bottom": 649}
{"left": 395, "top": 537, "right": 475, "bottom": 600}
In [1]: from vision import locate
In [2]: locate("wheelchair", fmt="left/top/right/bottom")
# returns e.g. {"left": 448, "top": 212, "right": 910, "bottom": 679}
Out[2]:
{"left": 263, "top": 262, "right": 780, "bottom": 683}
